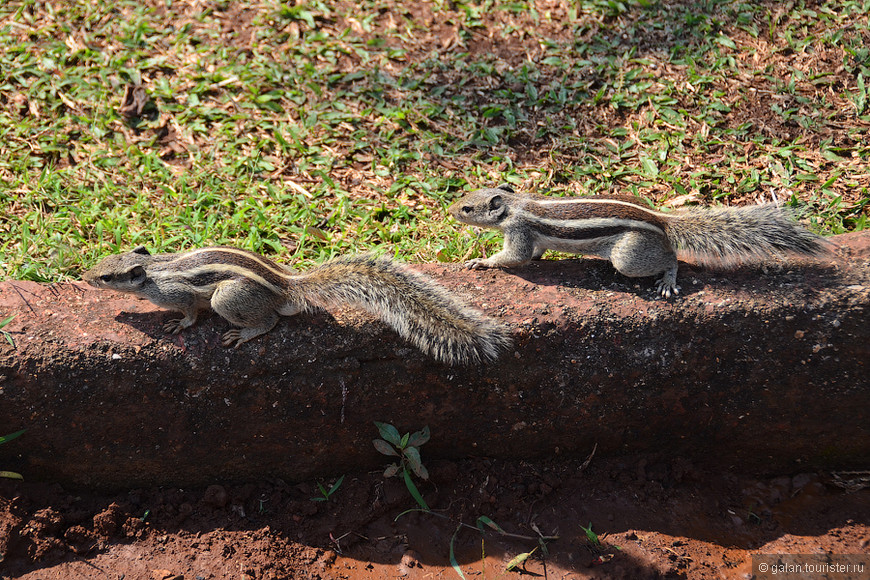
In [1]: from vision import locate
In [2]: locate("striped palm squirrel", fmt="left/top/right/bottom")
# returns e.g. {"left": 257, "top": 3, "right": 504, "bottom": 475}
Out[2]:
{"left": 449, "top": 184, "right": 830, "bottom": 297}
{"left": 83, "top": 246, "right": 510, "bottom": 365}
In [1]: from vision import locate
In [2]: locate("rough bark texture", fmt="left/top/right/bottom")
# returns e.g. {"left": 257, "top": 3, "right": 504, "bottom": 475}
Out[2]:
{"left": 0, "top": 233, "right": 867, "bottom": 489}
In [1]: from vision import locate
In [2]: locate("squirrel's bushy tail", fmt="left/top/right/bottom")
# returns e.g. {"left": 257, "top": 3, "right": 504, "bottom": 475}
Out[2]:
{"left": 292, "top": 254, "right": 511, "bottom": 365}
{"left": 664, "top": 204, "right": 829, "bottom": 266}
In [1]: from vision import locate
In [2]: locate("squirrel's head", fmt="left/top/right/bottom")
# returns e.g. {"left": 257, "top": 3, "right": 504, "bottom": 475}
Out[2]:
{"left": 82, "top": 246, "right": 151, "bottom": 292}
{"left": 448, "top": 183, "right": 514, "bottom": 227}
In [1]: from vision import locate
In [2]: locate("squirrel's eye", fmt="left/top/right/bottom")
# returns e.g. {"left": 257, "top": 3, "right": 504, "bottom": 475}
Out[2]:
{"left": 461, "top": 206, "right": 472, "bottom": 214}
{"left": 100, "top": 274, "right": 112, "bottom": 282}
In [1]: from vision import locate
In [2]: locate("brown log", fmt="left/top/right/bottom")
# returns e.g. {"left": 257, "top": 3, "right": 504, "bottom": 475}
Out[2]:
{"left": 0, "top": 233, "right": 867, "bottom": 489}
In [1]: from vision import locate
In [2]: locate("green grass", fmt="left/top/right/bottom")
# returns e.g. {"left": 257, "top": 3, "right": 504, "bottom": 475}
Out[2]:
{"left": 1, "top": 0, "right": 868, "bottom": 281}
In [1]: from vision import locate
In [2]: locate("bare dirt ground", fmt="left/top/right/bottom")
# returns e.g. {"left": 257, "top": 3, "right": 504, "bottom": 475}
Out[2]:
{"left": 2, "top": 454, "right": 869, "bottom": 579}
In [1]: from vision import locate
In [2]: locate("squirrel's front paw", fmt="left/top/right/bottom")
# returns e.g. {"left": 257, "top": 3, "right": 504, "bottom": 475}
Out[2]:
{"left": 655, "top": 279, "right": 680, "bottom": 299}
{"left": 464, "top": 258, "right": 491, "bottom": 270}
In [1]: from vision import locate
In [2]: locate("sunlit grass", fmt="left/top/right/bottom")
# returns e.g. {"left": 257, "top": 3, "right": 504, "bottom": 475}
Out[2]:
{"left": 1, "top": 0, "right": 867, "bottom": 281}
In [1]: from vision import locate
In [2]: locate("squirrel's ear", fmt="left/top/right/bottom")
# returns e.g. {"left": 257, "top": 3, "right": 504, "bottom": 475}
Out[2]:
{"left": 127, "top": 265, "right": 148, "bottom": 287}
{"left": 487, "top": 194, "right": 507, "bottom": 219}
{"left": 496, "top": 183, "right": 515, "bottom": 193}
{"left": 131, "top": 246, "right": 151, "bottom": 256}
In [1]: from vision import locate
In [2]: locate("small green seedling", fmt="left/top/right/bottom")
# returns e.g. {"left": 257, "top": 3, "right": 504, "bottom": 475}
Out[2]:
{"left": 0, "top": 429, "right": 26, "bottom": 480}
{"left": 581, "top": 522, "right": 601, "bottom": 548}
{"left": 0, "top": 315, "right": 15, "bottom": 348}
{"left": 380, "top": 424, "right": 559, "bottom": 579}
{"left": 747, "top": 505, "right": 763, "bottom": 525}
{"left": 311, "top": 475, "right": 345, "bottom": 502}
{"left": 398, "top": 503, "right": 558, "bottom": 579}
{"left": 373, "top": 422, "right": 430, "bottom": 510}
{"left": 580, "top": 521, "right": 621, "bottom": 560}
{"left": 448, "top": 516, "right": 555, "bottom": 579}
{"left": 504, "top": 546, "right": 538, "bottom": 572}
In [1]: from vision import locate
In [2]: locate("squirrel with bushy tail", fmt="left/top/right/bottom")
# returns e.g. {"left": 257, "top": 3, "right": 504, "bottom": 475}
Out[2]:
{"left": 449, "top": 183, "right": 831, "bottom": 296}
{"left": 84, "top": 246, "right": 511, "bottom": 365}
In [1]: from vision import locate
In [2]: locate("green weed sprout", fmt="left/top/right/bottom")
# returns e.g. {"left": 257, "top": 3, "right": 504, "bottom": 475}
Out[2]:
{"left": 376, "top": 422, "right": 557, "bottom": 578}
{"left": 0, "top": 315, "right": 15, "bottom": 348}
{"left": 0, "top": 429, "right": 26, "bottom": 480}
{"left": 446, "top": 516, "right": 556, "bottom": 579}
{"left": 581, "top": 522, "right": 601, "bottom": 548}
{"left": 581, "top": 520, "right": 621, "bottom": 565}
{"left": 373, "top": 422, "right": 430, "bottom": 510}
{"left": 311, "top": 475, "right": 345, "bottom": 502}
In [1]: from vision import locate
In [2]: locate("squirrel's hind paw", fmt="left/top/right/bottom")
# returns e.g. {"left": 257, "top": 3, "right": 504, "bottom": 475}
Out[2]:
{"left": 221, "top": 329, "right": 245, "bottom": 348}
